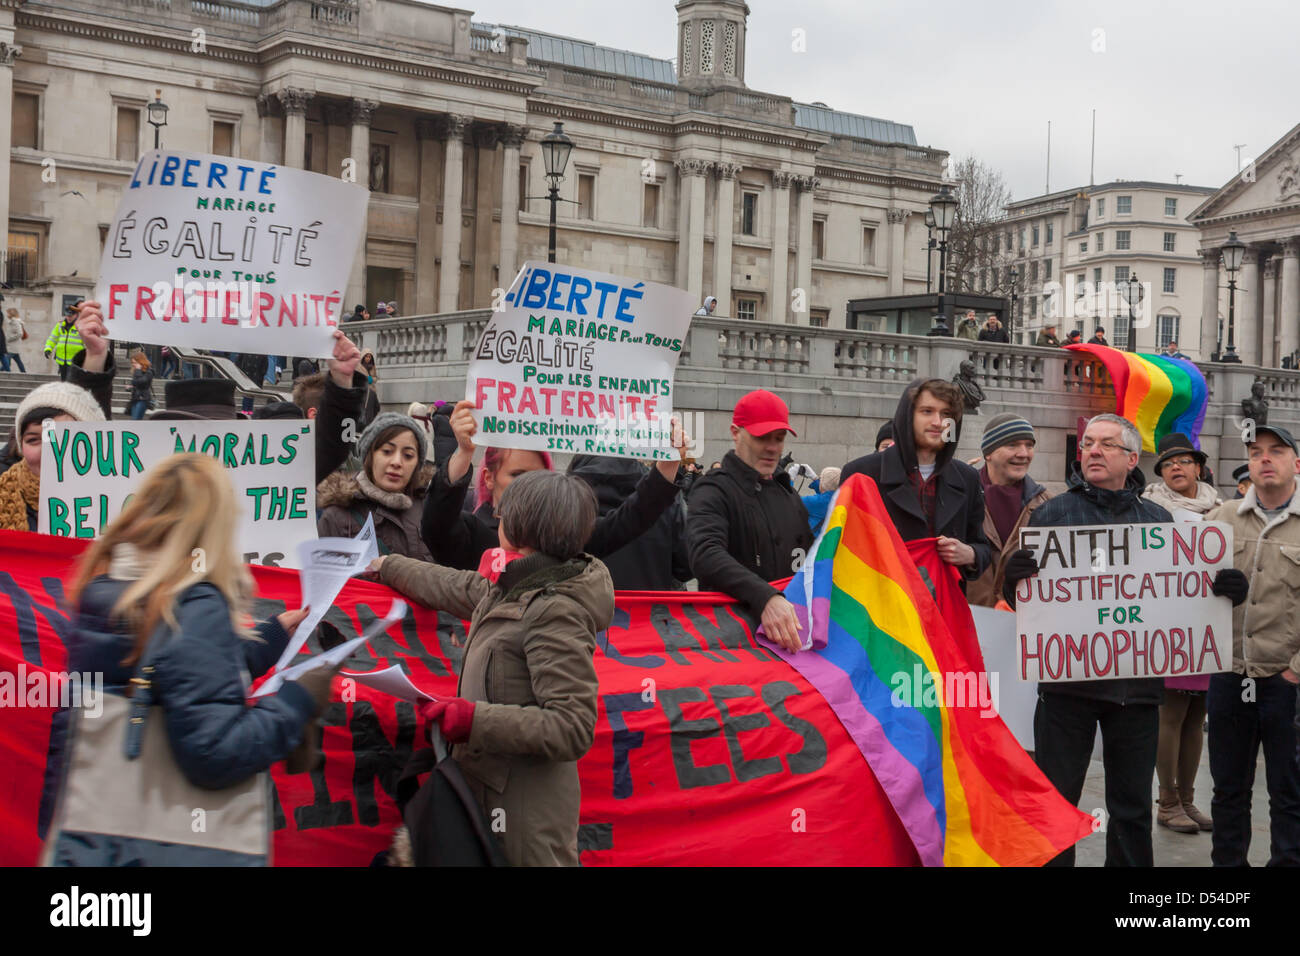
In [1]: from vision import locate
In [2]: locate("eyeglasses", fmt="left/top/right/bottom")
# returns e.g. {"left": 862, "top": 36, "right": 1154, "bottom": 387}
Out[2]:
{"left": 1163, "top": 456, "right": 1197, "bottom": 468}
{"left": 1080, "top": 438, "right": 1134, "bottom": 454}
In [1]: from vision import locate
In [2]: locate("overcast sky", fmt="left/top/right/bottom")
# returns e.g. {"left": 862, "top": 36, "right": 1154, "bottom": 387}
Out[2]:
{"left": 453, "top": 0, "right": 1295, "bottom": 201}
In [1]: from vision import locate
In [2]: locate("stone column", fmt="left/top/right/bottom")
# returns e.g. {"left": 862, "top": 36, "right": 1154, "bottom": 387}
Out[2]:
{"left": 276, "top": 88, "right": 313, "bottom": 169}
{"left": 0, "top": 42, "right": 21, "bottom": 269}
{"left": 680, "top": 159, "right": 709, "bottom": 300}
{"left": 675, "top": 163, "right": 691, "bottom": 287}
{"left": 793, "top": 176, "right": 818, "bottom": 323}
{"left": 887, "top": 208, "right": 909, "bottom": 295}
{"left": 498, "top": 124, "right": 527, "bottom": 287}
{"left": 1200, "top": 250, "right": 1220, "bottom": 360}
{"left": 414, "top": 117, "right": 442, "bottom": 314}
{"left": 770, "top": 171, "right": 793, "bottom": 323}
{"left": 1280, "top": 239, "right": 1300, "bottom": 367}
{"left": 439, "top": 114, "right": 470, "bottom": 313}
{"left": 1262, "top": 258, "right": 1278, "bottom": 368}
{"left": 1237, "top": 249, "right": 1261, "bottom": 365}
{"left": 255, "top": 92, "right": 280, "bottom": 164}
{"left": 712, "top": 163, "right": 740, "bottom": 317}
{"left": 346, "top": 99, "right": 378, "bottom": 314}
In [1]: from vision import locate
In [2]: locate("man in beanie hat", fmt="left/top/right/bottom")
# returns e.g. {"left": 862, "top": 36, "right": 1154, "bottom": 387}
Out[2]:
{"left": 687, "top": 389, "right": 813, "bottom": 652}
{"left": 1, "top": 381, "right": 107, "bottom": 531}
{"left": 966, "top": 414, "right": 1051, "bottom": 608}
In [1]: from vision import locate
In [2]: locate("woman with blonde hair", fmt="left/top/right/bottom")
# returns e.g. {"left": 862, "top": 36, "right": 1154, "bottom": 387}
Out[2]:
{"left": 42, "top": 453, "right": 331, "bottom": 866}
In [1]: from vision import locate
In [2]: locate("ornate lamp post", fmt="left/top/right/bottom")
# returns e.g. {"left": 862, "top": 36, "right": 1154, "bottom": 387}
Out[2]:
{"left": 146, "top": 89, "right": 169, "bottom": 149}
{"left": 929, "top": 186, "right": 958, "bottom": 328}
{"left": 924, "top": 208, "right": 936, "bottom": 292}
{"left": 1125, "top": 272, "right": 1141, "bottom": 353}
{"left": 1008, "top": 265, "right": 1019, "bottom": 341}
{"left": 1217, "top": 231, "right": 1246, "bottom": 363}
{"left": 539, "top": 121, "right": 573, "bottom": 264}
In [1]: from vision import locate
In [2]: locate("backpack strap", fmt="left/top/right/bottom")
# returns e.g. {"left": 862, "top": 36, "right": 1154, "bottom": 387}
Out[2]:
{"left": 123, "top": 621, "right": 175, "bottom": 760}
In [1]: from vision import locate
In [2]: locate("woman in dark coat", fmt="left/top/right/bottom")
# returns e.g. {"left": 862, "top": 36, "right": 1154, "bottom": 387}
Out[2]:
{"left": 127, "top": 350, "right": 154, "bottom": 420}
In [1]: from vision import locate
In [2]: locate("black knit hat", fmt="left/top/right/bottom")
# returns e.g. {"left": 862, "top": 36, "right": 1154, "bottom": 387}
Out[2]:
{"left": 1153, "top": 432, "right": 1206, "bottom": 476}
{"left": 875, "top": 421, "right": 894, "bottom": 449}
{"left": 253, "top": 400, "right": 305, "bottom": 420}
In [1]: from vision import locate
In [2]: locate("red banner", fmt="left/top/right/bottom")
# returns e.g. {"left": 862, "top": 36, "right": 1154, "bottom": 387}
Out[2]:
{"left": 0, "top": 530, "right": 920, "bottom": 866}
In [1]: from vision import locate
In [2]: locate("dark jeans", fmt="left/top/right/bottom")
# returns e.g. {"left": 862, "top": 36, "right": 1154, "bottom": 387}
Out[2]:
{"left": 1034, "top": 690, "right": 1159, "bottom": 867}
{"left": 57, "top": 362, "right": 72, "bottom": 381}
{"left": 128, "top": 398, "right": 148, "bottom": 420}
{"left": 159, "top": 355, "right": 178, "bottom": 379}
{"left": 1208, "top": 672, "right": 1300, "bottom": 866}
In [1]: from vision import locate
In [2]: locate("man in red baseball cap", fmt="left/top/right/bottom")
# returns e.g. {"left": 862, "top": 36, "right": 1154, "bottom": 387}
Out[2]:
{"left": 686, "top": 389, "right": 813, "bottom": 652}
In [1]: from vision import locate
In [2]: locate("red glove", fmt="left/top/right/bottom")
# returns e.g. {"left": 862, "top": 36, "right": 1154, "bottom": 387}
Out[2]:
{"left": 420, "top": 698, "right": 476, "bottom": 744}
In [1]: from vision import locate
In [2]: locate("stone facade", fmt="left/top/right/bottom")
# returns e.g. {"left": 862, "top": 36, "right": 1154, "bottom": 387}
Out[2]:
{"left": 0, "top": 0, "right": 946, "bottom": 371}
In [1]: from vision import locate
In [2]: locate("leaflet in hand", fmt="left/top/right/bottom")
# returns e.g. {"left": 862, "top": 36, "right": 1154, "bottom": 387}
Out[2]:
{"left": 255, "top": 599, "right": 407, "bottom": 698}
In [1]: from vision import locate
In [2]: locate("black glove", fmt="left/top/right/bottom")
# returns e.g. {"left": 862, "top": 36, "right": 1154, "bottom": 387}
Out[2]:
{"left": 1001, "top": 549, "right": 1039, "bottom": 607}
{"left": 1211, "top": 568, "right": 1249, "bottom": 607}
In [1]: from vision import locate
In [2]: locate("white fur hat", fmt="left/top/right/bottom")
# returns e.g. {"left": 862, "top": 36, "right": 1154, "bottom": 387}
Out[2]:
{"left": 14, "top": 381, "right": 105, "bottom": 435}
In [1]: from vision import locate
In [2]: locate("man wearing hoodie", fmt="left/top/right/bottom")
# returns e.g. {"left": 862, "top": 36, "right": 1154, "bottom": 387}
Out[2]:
{"left": 966, "top": 414, "right": 1050, "bottom": 608}
{"left": 694, "top": 295, "right": 717, "bottom": 317}
{"left": 1002, "top": 413, "right": 1248, "bottom": 866}
{"left": 840, "top": 378, "right": 992, "bottom": 587}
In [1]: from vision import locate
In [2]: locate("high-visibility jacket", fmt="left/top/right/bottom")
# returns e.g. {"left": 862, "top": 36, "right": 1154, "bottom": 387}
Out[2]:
{"left": 43, "top": 321, "right": 84, "bottom": 367}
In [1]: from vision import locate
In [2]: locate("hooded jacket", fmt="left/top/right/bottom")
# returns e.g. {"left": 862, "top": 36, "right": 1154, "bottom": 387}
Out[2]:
{"left": 967, "top": 470, "right": 1051, "bottom": 608}
{"left": 840, "top": 380, "right": 993, "bottom": 584}
{"left": 686, "top": 450, "right": 813, "bottom": 616}
{"left": 1023, "top": 461, "right": 1172, "bottom": 705}
{"left": 317, "top": 461, "right": 435, "bottom": 561}
{"left": 379, "top": 551, "right": 613, "bottom": 866}
{"left": 568, "top": 454, "right": 691, "bottom": 590}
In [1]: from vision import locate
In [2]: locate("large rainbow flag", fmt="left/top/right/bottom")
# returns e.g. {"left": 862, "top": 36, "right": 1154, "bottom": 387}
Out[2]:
{"left": 762, "top": 475, "right": 1095, "bottom": 866}
{"left": 1066, "top": 343, "right": 1208, "bottom": 453}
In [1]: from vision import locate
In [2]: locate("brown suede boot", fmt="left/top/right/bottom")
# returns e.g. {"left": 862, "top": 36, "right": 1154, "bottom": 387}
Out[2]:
{"left": 1157, "top": 787, "right": 1199, "bottom": 833}
{"left": 1179, "top": 787, "right": 1213, "bottom": 831}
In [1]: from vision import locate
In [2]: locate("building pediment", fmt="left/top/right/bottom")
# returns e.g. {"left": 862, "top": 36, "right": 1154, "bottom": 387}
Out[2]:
{"left": 1190, "top": 121, "right": 1300, "bottom": 223}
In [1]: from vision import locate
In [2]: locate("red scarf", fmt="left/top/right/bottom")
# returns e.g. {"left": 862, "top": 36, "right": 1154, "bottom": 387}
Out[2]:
{"left": 477, "top": 547, "right": 524, "bottom": 583}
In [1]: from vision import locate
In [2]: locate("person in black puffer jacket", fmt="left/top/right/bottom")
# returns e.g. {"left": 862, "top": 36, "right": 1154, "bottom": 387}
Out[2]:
{"left": 127, "top": 350, "right": 154, "bottom": 420}
{"left": 568, "top": 454, "right": 692, "bottom": 590}
{"left": 1002, "top": 413, "right": 1248, "bottom": 869}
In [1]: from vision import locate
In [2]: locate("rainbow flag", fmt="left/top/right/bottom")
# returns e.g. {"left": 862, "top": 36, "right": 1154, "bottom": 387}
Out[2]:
{"left": 762, "top": 475, "right": 1095, "bottom": 866}
{"left": 1066, "top": 343, "right": 1208, "bottom": 453}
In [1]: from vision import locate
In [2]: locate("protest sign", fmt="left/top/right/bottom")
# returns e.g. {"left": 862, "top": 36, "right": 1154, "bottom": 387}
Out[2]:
{"left": 1014, "top": 522, "right": 1234, "bottom": 682}
{"left": 467, "top": 262, "right": 696, "bottom": 460}
{"left": 95, "top": 150, "right": 368, "bottom": 358}
{"left": 38, "top": 420, "right": 316, "bottom": 569}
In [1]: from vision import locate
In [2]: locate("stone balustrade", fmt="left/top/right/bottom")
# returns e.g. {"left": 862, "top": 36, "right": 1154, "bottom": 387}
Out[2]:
{"left": 349, "top": 311, "right": 1300, "bottom": 492}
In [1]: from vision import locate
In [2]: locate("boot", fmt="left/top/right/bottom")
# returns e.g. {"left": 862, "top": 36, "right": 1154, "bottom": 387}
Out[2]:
{"left": 1179, "top": 787, "right": 1213, "bottom": 831}
{"left": 1157, "top": 787, "right": 1199, "bottom": 833}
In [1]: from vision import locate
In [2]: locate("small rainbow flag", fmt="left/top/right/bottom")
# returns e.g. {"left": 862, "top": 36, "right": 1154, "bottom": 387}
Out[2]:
{"left": 763, "top": 475, "right": 1095, "bottom": 866}
{"left": 1066, "top": 343, "right": 1208, "bottom": 453}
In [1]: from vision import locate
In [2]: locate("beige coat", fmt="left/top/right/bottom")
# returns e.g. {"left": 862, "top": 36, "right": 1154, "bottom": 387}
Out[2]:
{"left": 380, "top": 551, "right": 614, "bottom": 866}
{"left": 1205, "top": 487, "right": 1300, "bottom": 677}
{"left": 967, "top": 475, "right": 1051, "bottom": 608}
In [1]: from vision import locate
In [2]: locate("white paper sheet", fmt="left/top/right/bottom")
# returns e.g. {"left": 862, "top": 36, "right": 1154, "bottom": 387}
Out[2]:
{"left": 272, "top": 536, "right": 374, "bottom": 673}
{"left": 352, "top": 512, "right": 380, "bottom": 574}
{"left": 255, "top": 599, "right": 407, "bottom": 698}
{"left": 339, "top": 664, "right": 437, "bottom": 704}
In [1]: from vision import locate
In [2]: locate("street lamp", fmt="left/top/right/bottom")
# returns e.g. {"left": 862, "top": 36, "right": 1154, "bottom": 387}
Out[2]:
{"left": 924, "top": 209, "right": 936, "bottom": 293}
{"left": 539, "top": 121, "right": 573, "bottom": 265}
{"left": 1218, "top": 231, "right": 1246, "bottom": 363}
{"left": 1125, "top": 273, "right": 1141, "bottom": 353}
{"left": 146, "top": 89, "right": 169, "bottom": 149}
{"left": 1008, "top": 266, "right": 1019, "bottom": 341}
{"left": 929, "top": 186, "right": 958, "bottom": 328}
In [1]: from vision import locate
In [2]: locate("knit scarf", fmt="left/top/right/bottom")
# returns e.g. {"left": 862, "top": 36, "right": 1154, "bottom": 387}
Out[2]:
{"left": 1141, "top": 479, "right": 1221, "bottom": 517}
{"left": 0, "top": 460, "right": 40, "bottom": 531}
{"left": 356, "top": 471, "right": 412, "bottom": 511}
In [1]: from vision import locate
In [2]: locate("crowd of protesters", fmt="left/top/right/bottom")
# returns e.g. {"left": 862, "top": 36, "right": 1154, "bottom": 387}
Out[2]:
{"left": 5, "top": 300, "right": 1298, "bottom": 870}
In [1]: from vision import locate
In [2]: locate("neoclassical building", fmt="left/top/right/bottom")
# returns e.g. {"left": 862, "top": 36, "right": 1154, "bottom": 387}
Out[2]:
{"left": 1, "top": 0, "right": 946, "bottom": 370}
{"left": 1191, "top": 121, "right": 1300, "bottom": 368}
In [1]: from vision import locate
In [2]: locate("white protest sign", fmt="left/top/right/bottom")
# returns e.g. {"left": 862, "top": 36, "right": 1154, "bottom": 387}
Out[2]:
{"left": 1014, "top": 522, "right": 1234, "bottom": 682}
{"left": 95, "top": 149, "right": 368, "bottom": 358}
{"left": 38, "top": 420, "right": 316, "bottom": 569}
{"left": 467, "top": 262, "right": 696, "bottom": 460}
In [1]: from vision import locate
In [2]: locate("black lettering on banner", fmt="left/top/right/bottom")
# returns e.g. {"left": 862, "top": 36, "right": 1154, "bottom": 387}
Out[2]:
{"left": 0, "top": 576, "right": 76, "bottom": 666}
{"left": 603, "top": 691, "right": 656, "bottom": 799}
{"left": 599, "top": 607, "right": 665, "bottom": 669}
{"left": 577, "top": 822, "right": 613, "bottom": 852}
{"left": 658, "top": 687, "right": 731, "bottom": 789}
{"left": 349, "top": 700, "right": 416, "bottom": 827}
{"left": 709, "top": 684, "right": 783, "bottom": 783}
{"left": 340, "top": 602, "right": 448, "bottom": 676}
{"left": 762, "top": 681, "right": 828, "bottom": 775}
{"left": 681, "top": 605, "right": 764, "bottom": 663}
{"left": 292, "top": 702, "right": 354, "bottom": 830}
{"left": 435, "top": 610, "right": 468, "bottom": 675}
{"left": 651, "top": 603, "right": 727, "bottom": 665}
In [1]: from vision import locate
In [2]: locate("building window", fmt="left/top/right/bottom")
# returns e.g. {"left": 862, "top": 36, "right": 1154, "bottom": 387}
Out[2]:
{"left": 1163, "top": 267, "right": 1176, "bottom": 293}
{"left": 1163, "top": 232, "right": 1175, "bottom": 253}
{"left": 681, "top": 22, "right": 693, "bottom": 76}
{"left": 1030, "top": 296, "right": 1038, "bottom": 318}
{"left": 577, "top": 173, "right": 595, "bottom": 220}
{"left": 212, "top": 120, "right": 236, "bottom": 157}
{"left": 1093, "top": 267, "right": 1102, "bottom": 284}
{"left": 1113, "top": 315, "right": 1130, "bottom": 350}
{"left": 723, "top": 21, "right": 737, "bottom": 76}
{"left": 700, "top": 18, "right": 715, "bottom": 73}
{"left": 116, "top": 106, "right": 140, "bottom": 162}
{"left": 1165, "top": 197, "right": 1178, "bottom": 217}
{"left": 369, "top": 144, "right": 390, "bottom": 193}
{"left": 991, "top": 234, "right": 1000, "bottom": 254}
{"left": 1116, "top": 195, "right": 1132, "bottom": 214}
{"left": 1046, "top": 223, "right": 1054, "bottom": 244}
{"left": 1095, "top": 232, "right": 1104, "bottom": 252}
{"left": 642, "top": 183, "right": 660, "bottom": 228}
{"left": 1116, "top": 230, "right": 1131, "bottom": 250}
{"left": 1005, "top": 230, "right": 1013, "bottom": 250}
{"left": 12, "top": 92, "right": 39, "bottom": 149}
{"left": 1080, "top": 240, "right": 1088, "bottom": 255}
{"left": 810, "top": 308, "right": 828, "bottom": 328}
{"left": 1019, "top": 228, "right": 1026, "bottom": 249}
{"left": 519, "top": 163, "right": 528, "bottom": 212}
{"left": 1032, "top": 225, "right": 1040, "bottom": 246}
{"left": 736, "top": 297, "right": 757, "bottom": 320}
{"left": 1044, "top": 259, "right": 1053, "bottom": 280}
{"left": 1157, "top": 314, "right": 1180, "bottom": 348}
{"left": 1029, "top": 260, "right": 1038, "bottom": 282}
{"left": 861, "top": 226, "right": 876, "bottom": 266}
{"left": 741, "top": 191, "right": 758, "bottom": 235}
{"left": 1115, "top": 265, "right": 1130, "bottom": 283}
{"left": 1096, "top": 198, "right": 1105, "bottom": 218}
{"left": 5, "top": 230, "right": 40, "bottom": 285}
{"left": 812, "top": 217, "right": 825, "bottom": 259}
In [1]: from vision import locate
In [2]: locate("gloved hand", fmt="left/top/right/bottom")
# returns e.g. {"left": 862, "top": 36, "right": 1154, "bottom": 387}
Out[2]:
{"left": 1001, "top": 549, "right": 1040, "bottom": 607}
{"left": 420, "top": 698, "right": 476, "bottom": 744}
{"left": 1211, "top": 568, "right": 1249, "bottom": 607}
